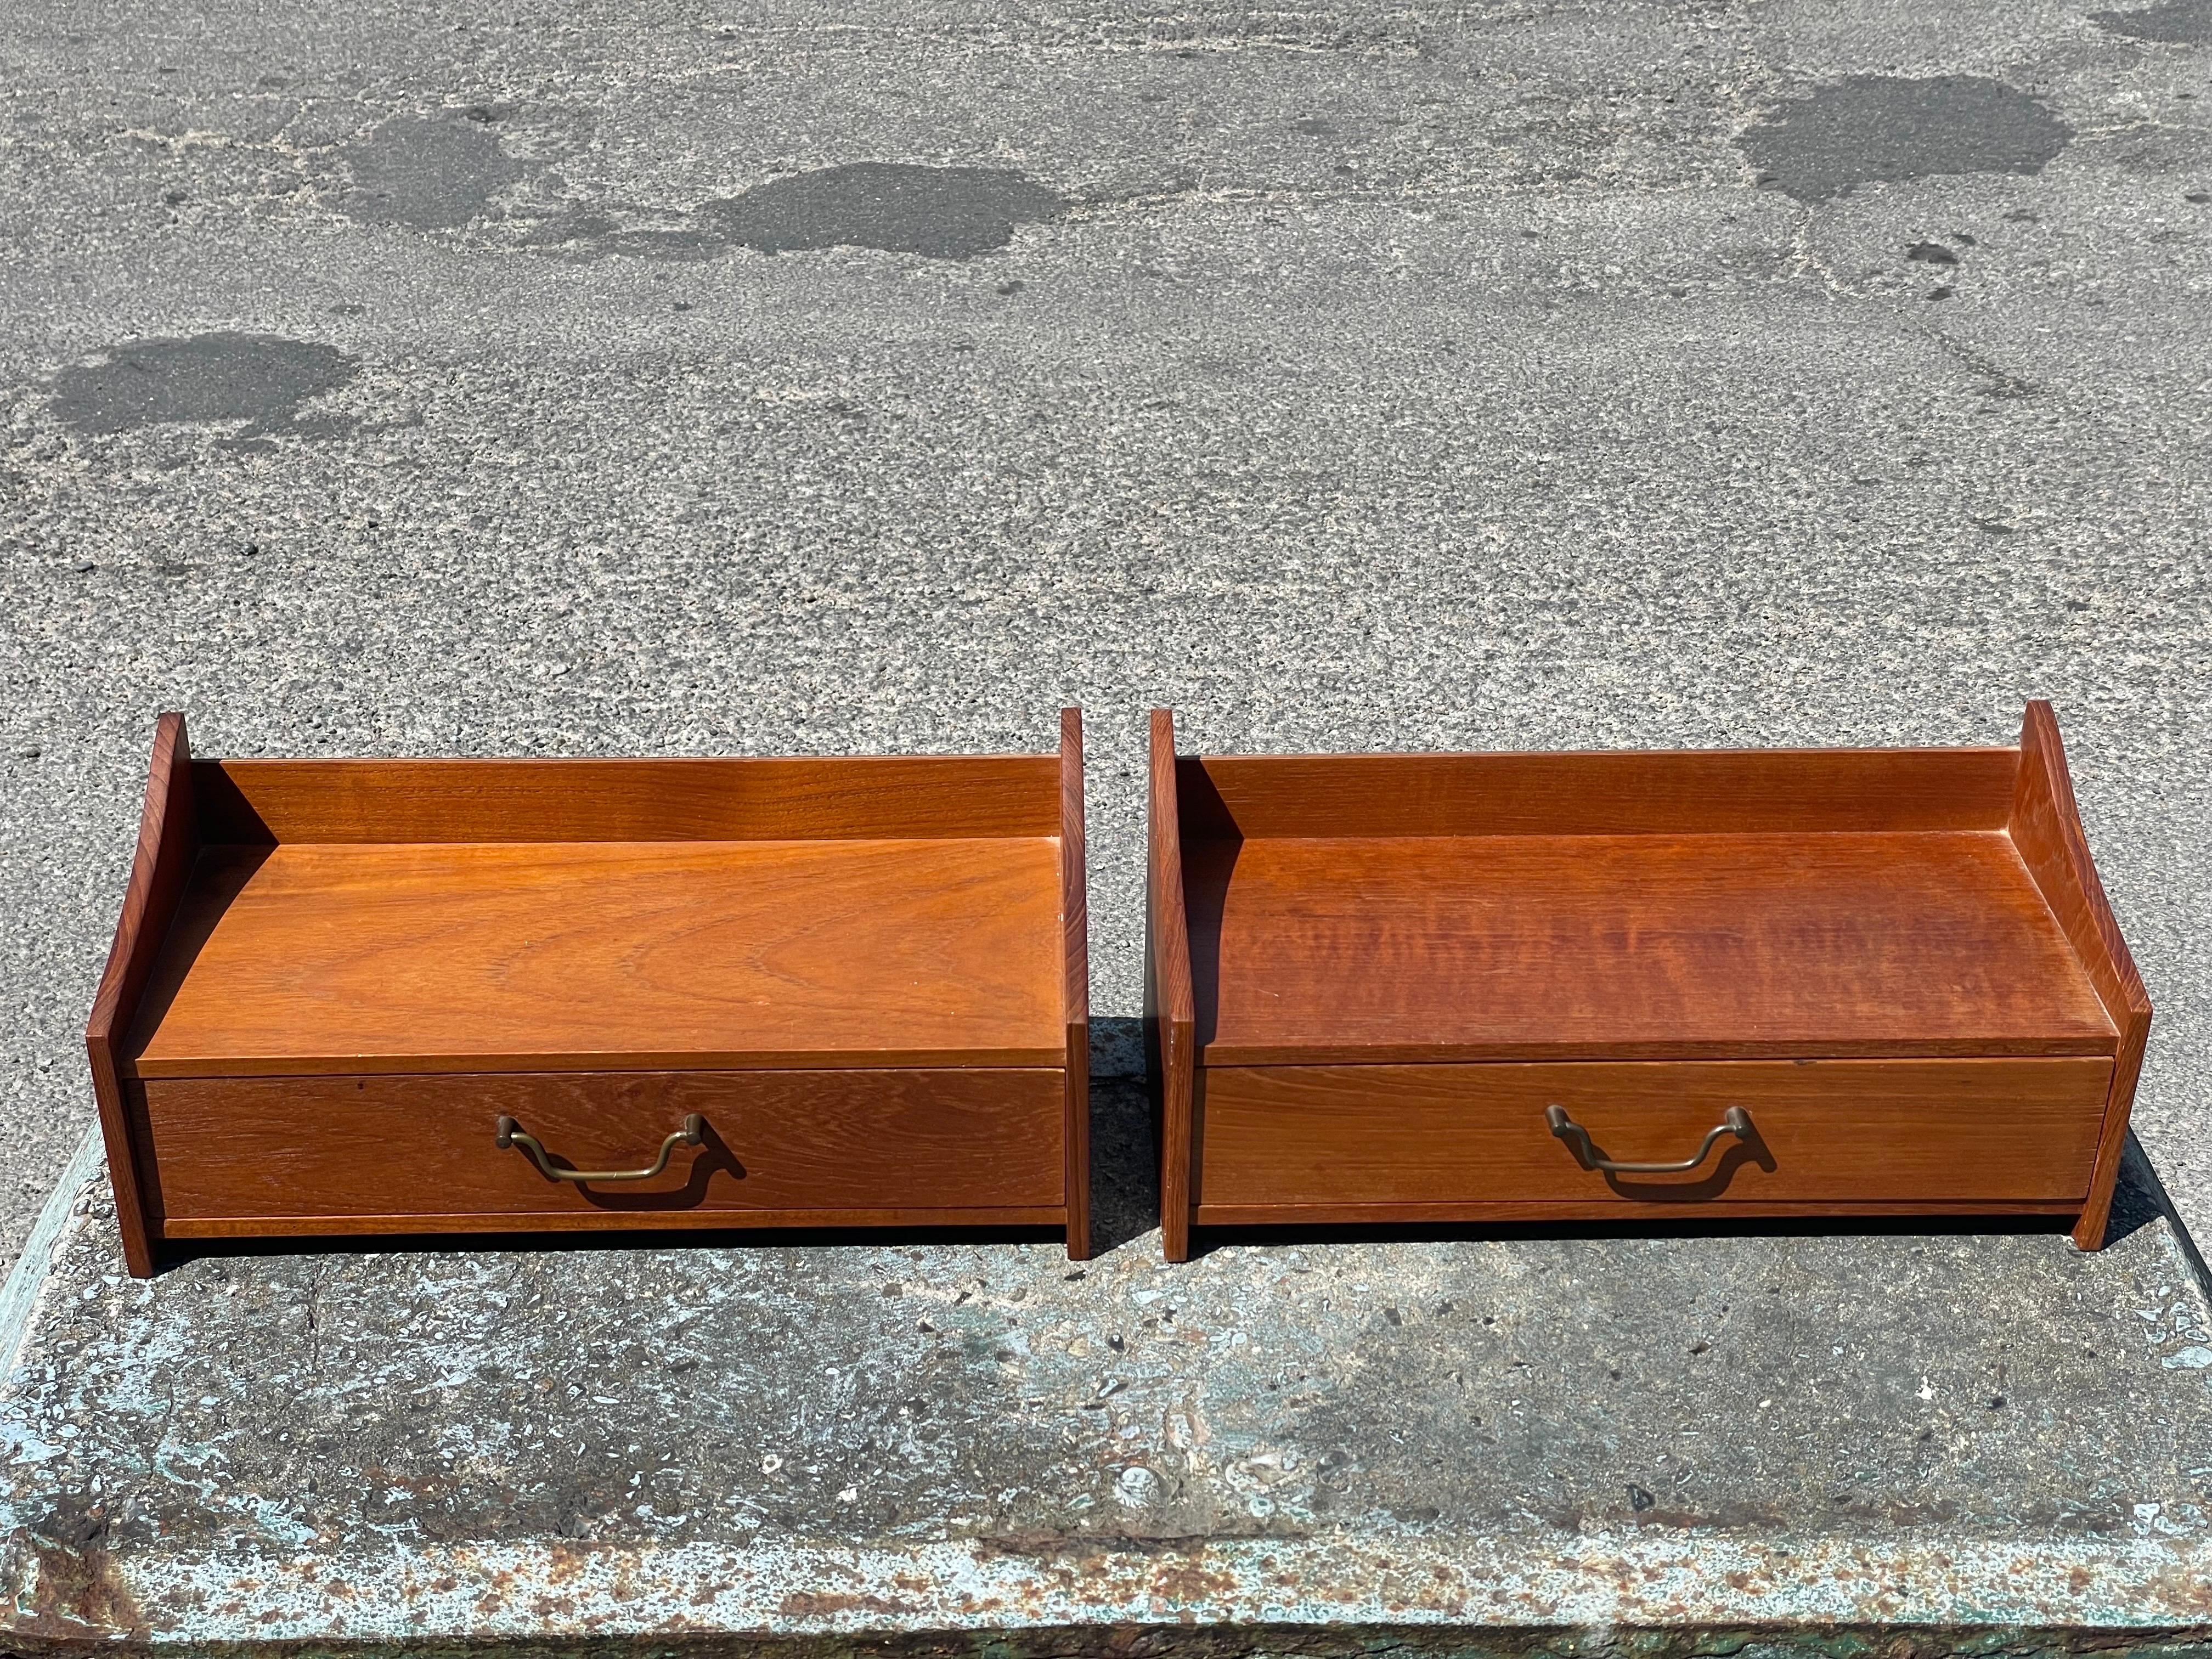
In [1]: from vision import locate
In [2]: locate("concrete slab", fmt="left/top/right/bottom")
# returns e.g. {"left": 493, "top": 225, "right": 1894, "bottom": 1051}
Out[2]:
{"left": 7, "top": 1090, "right": 2212, "bottom": 1647}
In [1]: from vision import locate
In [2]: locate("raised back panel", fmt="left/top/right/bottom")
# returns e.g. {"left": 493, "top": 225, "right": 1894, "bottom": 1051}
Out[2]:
{"left": 1180, "top": 747, "right": 2021, "bottom": 839}
{"left": 2009, "top": 704, "right": 2150, "bottom": 1031}
{"left": 192, "top": 755, "right": 1063, "bottom": 844}
{"left": 2006, "top": 700, "right": 2153, "bottom": 1250}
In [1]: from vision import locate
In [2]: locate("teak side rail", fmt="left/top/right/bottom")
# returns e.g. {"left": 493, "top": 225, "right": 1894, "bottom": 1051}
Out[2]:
{"left": 1146, "top": 703, "right": 2150, "bottom": 1262}
{"left": 87, "top": 713, "right": 1091, "bottom": 1276}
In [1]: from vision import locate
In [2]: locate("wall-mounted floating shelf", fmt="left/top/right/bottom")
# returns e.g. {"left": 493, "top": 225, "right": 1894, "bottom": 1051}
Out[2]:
{"left": 1146, "top": 703, "right": 2148, "bottom": 1262}
{"left": 89, "top": 712, "right": 1091, "bottom": 1276}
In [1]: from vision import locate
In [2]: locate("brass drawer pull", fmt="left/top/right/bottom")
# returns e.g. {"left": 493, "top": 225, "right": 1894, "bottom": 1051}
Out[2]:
{"left": 1546, "top": 1104, "right": 1752, "bottom": 1174}
{"left": 495, "top": 1114, "right": 705, "bottom": 1183}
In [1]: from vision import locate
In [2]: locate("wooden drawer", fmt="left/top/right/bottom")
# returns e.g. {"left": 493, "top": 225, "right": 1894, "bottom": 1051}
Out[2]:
{"left": 1194, "top": 1058, "right": 2112, "bottom": 1217}
{"left": 138, "top": 1069, "right": 1068, "bottom": 1235}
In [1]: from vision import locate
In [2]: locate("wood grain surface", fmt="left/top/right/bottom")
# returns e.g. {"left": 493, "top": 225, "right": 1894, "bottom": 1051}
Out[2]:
{"left": 2008, "top": 701, "right": 2155, "bottom": 1249}
{"left": 1148, "top": 710, "right": 1197, "bottom": 1262}
{"left": 1188, "top": 831, "right": 2116, "bottom": 1064}
{"left": 84, "top": 712, "right": 199, "bottom": 1277}
{"left": 138, "top": 1069, "right": 1066, "bottom": 1222}
{"left": 1197, "top": 1058, "right": 2111, "bottom": 1207}
{"left": 1179, "top": 747, "right": 2020, "bottom": 839}
{"left": 1059, "top": 707, "right": 1092, "bottom": 1260}
{"left": 193, "top": 755, "right": 1062, "bottom": 843}
{"left": 127, "top": 836, "right": 1066, "bottom": 1075}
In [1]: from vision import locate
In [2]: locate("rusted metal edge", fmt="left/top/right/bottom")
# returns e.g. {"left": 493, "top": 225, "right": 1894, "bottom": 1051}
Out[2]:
{"left": 0, "top": 1120, "right": 104, "bottom": 1396}
{"left": 8, "top": 1531, "right": 2212, "bottom": 1646}
{"left": 5, "top": 1623, "right": 2212, "bottom": 1659}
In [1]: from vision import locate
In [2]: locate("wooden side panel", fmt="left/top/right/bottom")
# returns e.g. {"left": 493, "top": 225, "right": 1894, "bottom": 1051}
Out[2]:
{"left": 1060, "top": 708, "right": 1092, "bottom": 1261}
{"left": 84, "top": 713, "right": 198, "bottom": 1277}
{"left": 140, "top": 1070, "right": 1068, "bottom": 1222}
{"left": 1199, "top": 1058, "right": 2112, "bottom": 1209}
{"left": 1188, "top": 747, "right": 2019, "bottom": 839}
{"left": 2008, "top": 701, "right": 2155, "bottom": 1250}
{"left": 193, "top": 754, "right": 1063, "bottom": 844}
{"left": 1147, "top": 710, "right": 1197, "bottom": 1262}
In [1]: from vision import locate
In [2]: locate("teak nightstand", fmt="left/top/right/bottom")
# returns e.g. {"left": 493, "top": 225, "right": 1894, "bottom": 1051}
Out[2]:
{"left": 1146, "top": 704, "right": 2149, "bottom": 1262}
{"left": 87, "top": 713, "right": 1091, "bottom": 1276}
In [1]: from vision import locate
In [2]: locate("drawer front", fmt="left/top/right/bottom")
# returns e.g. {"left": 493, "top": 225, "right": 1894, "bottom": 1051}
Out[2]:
{"left": 139, "top": 1069, "right": 1065, "bottom": 1227}
{"left": 1197, "top": 1058, "right": 2112, "bottom": 1208}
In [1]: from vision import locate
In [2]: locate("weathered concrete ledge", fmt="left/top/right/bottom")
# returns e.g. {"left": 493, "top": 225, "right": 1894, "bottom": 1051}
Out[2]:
{"left": 7, "top": 1086, "right": 2212, "bottom": 1651}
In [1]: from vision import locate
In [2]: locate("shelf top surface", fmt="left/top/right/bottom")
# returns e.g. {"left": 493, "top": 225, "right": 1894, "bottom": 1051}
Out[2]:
{"left": 129, "top": 838, "right": 1069, "bottom": 1076}
{"left": 1187, "top": 831, "right": 2118, "bottom": 1063}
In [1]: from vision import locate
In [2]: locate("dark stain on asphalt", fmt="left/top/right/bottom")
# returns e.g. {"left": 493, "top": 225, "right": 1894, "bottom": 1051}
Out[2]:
{"left": 334, "top": 114, "right": 526, "bottom": 229}
{"left": 1906, "top": 241, "right": 1960, "bottom": 264}
{"left": 49, "top": 334, "right": 359, "bottom": 436}
{"left": 1739, "top": 76, "right": 2073, "bottom": 201}
{"left": 2094, "top": 0, "right": 2212, "bottom": 40}
{"left": 699, "top": 163, "right": 1066, "bottom": 259}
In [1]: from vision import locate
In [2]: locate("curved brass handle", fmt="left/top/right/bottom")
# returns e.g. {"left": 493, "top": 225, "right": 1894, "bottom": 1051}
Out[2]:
{"left": 1546, "top": 1104, "right": 1752, "bottom": 1174}
{"left": 495, "top": 1114, "right": 705, "bottom": 1183}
